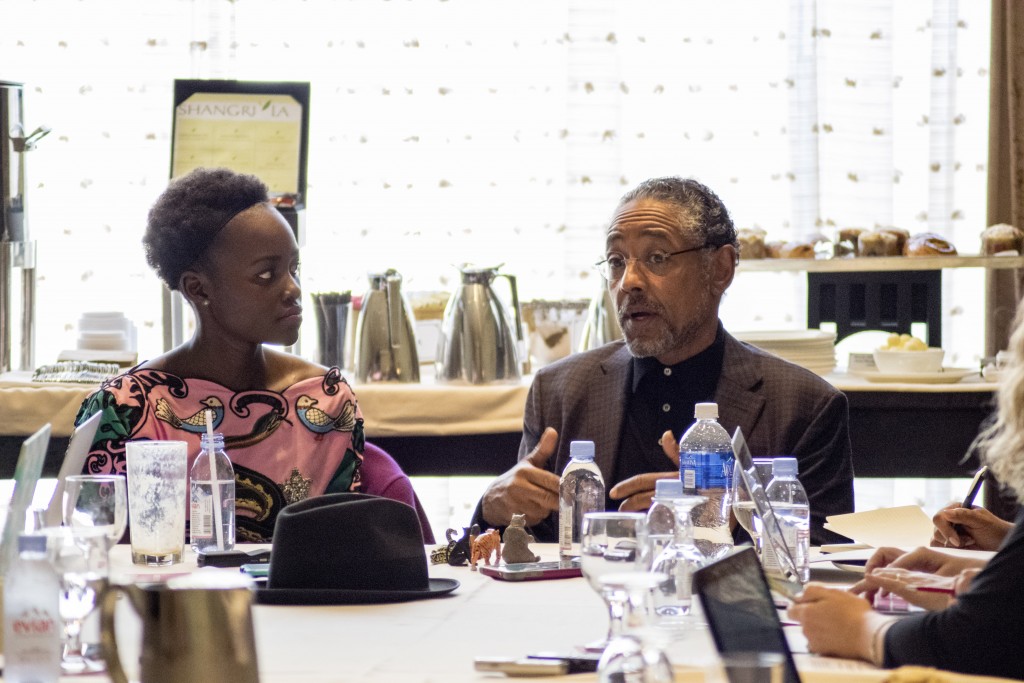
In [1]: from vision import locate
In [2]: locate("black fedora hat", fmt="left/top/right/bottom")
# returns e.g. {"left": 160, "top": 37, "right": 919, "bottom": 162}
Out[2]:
{"left": 255, "top": 493, "right": 458, "bottom": 605}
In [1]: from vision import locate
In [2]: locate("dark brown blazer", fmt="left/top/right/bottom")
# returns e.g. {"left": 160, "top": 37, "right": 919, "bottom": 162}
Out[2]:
{"left": 519, "top": 330, "right": 854, "bottom": 545}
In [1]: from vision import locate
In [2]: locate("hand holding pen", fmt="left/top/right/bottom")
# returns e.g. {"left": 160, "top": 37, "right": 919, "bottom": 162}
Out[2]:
{"left": 930, "top": 466, "right": 1014, "bottom": 550}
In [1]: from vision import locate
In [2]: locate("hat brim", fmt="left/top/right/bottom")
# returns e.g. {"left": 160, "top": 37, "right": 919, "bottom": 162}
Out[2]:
{"left": 254, "top": 578, "right": 460, "bottom": 606}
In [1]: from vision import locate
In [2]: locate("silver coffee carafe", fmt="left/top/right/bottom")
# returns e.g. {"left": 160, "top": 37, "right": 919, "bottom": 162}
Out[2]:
{"left": 1, "top": 80, "right": 49, "bottom": 372}
{"left": 578, "top": 287, "right": 623, "bottom": 352}
{"left": 354, "top": 269, "right": 420, "bottom": 383}
{"left": 436, "top": 265, "right": 525, "bottom": 384}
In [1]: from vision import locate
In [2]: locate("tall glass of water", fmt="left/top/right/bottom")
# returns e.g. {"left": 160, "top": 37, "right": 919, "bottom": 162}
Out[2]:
{"left": 125, "top": 441, "right": 187, "bottom": 566}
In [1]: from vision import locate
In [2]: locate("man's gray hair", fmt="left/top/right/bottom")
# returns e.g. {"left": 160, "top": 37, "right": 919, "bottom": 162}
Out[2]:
{"left": 617, "top": 177, "right": 738, "bottom": 251}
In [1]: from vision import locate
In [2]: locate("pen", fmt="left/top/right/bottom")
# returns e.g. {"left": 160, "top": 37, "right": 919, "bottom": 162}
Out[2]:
{"left": 909, "top": 585, "right": 955, "bottom": 595}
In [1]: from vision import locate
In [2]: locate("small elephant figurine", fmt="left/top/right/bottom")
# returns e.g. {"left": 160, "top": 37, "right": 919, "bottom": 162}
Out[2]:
{"left": 501, "top": 514, "right": 540, "bottom": 564}
{"left": 470, "top": 528, "right": 502, "bottom": 570}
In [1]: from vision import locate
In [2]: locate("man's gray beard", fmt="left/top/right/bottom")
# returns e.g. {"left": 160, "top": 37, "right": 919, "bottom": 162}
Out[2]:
{"left": 620, "top": 289, "right": 713, "bottom": 359}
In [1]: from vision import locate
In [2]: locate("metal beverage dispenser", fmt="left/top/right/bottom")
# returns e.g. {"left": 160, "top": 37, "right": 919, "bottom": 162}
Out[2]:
{"left": 1, "top": 80, "right": 49, "bottom": 372}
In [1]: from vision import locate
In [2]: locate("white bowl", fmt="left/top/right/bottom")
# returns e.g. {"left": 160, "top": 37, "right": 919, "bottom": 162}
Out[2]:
{"left": 872, "top": 347, "right": 945, "bottom": 374}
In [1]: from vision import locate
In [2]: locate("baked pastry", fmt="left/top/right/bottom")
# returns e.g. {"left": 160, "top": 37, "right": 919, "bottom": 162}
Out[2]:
{"left": 982, "top": 224, "right": 1024, "bottom": 255}
{"left": 879, "top": 227, "right": 911, "bottom": 254}
{"left": 779, "top": 241, "right": 816, "bottom": 259}
{"left": 765, "top": 240, "right": 786, "bottom": 259}
{"left": 737, "top": 228, "right": 767, "bottom": 260}
{"left": 836, "top": 228, "right": 865, "bottom": 257}
{"left": 858, "top": 230, "right": 899, "bottom": 256}
{"left": 904, "top": 232, "right": 957, "bottom": 256}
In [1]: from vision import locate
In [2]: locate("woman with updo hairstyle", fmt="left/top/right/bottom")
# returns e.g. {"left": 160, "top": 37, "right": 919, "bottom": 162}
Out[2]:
{"left": 76, "top": 167, "right": 433, "bottom": 543}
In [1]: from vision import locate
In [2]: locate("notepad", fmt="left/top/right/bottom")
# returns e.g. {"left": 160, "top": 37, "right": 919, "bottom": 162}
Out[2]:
{"left": 823, "top": 505, "right": 934, "bottom": 548}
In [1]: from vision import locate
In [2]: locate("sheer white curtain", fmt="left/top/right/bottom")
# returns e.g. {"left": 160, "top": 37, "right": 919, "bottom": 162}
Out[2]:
{"left": 0, "top": 0, "right": 990, "bottom": 366}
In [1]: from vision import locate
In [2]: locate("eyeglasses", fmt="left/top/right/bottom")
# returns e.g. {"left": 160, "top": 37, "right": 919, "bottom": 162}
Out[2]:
{"left": 595, "top": 245, "right": 710, "bottom": 281}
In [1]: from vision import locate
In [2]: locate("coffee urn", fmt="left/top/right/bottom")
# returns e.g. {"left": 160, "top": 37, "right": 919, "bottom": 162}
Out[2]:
{"left": 1, "top": 80, "right": 49, "bottom": 372}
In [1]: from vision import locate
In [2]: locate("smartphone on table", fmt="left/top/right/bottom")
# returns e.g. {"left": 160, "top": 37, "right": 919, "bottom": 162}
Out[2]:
{"left": 479, "top": 559, "right": 582, "bottom": 581}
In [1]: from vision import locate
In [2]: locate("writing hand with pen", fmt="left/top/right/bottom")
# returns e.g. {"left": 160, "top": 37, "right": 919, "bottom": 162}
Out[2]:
{"left": 848, "top": 546, "right": 987, "bottom": 611}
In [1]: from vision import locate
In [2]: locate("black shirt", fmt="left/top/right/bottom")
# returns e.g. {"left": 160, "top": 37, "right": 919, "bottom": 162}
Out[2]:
{"left": 612, "top": 324, "right": 726, "bottom": 503}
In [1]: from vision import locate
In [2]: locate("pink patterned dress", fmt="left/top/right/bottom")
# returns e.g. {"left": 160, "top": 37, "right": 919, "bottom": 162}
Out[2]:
{"left": 76, "top": 366, "right": 390, "bottom": 542}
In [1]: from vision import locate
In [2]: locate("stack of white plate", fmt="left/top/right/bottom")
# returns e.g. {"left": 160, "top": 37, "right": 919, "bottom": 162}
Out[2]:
{"left": 732, "top": 329, "right": 837, "bottom": 376}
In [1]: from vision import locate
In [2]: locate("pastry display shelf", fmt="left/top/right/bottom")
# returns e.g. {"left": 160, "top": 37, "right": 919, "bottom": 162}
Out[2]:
{"left": 738, "top": 254, "right": 1024, "bottom": 349}
{"left": 737, "top": 254, "right": 1024, "bottom": 273}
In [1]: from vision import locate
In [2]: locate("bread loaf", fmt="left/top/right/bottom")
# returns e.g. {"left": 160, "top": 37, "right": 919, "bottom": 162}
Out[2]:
{"left": 779, "top": 241, "right": 816, "bottom": 259}
{"left": 765, "top": 240, "right": 786, "bottom": 259}
{"left": 904, "top": 232, "right": 957, "bottom": 256}
{"left": 879, "top": 227, "right": 911, "bottom": 254}
{"left": 982, "top": 224, "right": 1024, "bottom": 255}
{"left": 737, "top": 229, "right": 767, "bottom": 260}
{"left": 858, "top": 230, "right": 899, "bottom": 257}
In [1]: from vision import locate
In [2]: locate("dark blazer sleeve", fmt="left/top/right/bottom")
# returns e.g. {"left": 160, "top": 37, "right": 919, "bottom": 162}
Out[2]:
{"left": 883, "top": 513, "right": 1024, "bottom": 679}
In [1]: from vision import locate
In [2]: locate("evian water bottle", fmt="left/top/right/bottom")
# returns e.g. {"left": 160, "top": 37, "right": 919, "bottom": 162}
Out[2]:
{"left": 558, "top": 440, "right": 605, "bottom": 559}
{"left": 3, "top": 534, "right": 62, "bottom": 683}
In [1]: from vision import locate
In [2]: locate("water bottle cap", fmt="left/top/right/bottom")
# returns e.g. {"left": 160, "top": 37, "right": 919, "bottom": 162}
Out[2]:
{"left": 569, "top": 440, "right": 595, "bottom": 460}
{"left": 654, "top": 478, "right": 684, "bottom": 498}
{"left": 17, "top": 534, "right": 47, "bottom": 554}
{"left": 772, "top": 457, "right": 798, "bottom": 477}
{"left": 694, "top": 402, "right": 719, "bottom": 419}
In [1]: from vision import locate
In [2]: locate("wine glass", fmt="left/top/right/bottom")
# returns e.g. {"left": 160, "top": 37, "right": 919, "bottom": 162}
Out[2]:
{"left": 580, "top": 512, "right": 649, "bottom": 650}
{"left": 596, "top": 572, "right": 674, "bottom": 683}
{"left": 42, "top": 526, "right": 108, "bottom": 674}
{"left": 62, "top": 474, "right": 127, "bottom": 670}
{"left": 64, "top": 475, "right": 128, "bottom": 562}
{"left": 650, "top": 494, "right": 707, "bottom": 631}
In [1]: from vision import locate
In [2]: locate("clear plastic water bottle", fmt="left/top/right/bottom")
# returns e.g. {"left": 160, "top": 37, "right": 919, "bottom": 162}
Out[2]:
{"left": 678, "top": 403, "right": 734, "bottom": 561}
{"left": 646, "top": 478, "right": 684, "bottom": 558}
{"left": 3, "top": 534, "right": 62, "bottom": 683}
{"left": 558, "top": 440, "right": 605, "bottom": 559}
{"left": 190, "top": 432, "right": 236, "bottom": 552}
{"left": 762, "top": 457, "right": 810, "bottom": 582}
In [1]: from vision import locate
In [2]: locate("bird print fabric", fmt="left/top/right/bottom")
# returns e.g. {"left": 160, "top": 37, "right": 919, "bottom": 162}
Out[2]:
{"left": 75, "top": 366, "right": 364, "bottom": 542}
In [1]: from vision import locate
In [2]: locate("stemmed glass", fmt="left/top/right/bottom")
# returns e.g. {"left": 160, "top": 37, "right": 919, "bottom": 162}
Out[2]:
{"left": 580, "top": 512, "right": 649, "bottom": 650}
{"left": 61, "top": 475, "right": 127, "bottom": 672}
{"left": 42, "top": 526, "right": 109, "bottom": 673}
{"left": 596, "top": 572, "right": 673, "bottom": 683}
{"left": 650, "top": 494, "right": 707, "bottom": 631}
{"left": 63, "top": 474, "right": 129, "bottom": 563}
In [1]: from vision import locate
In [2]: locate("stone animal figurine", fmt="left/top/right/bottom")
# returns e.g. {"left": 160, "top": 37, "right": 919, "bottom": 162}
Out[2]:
{"left": 447, "top": 524, "right": 479, "bottom": 566}
{"left": 470, "top": 528, "right": 502, "bottom": 570}
{"left": 501, "top": 514, "right": 540, "bottom": 564}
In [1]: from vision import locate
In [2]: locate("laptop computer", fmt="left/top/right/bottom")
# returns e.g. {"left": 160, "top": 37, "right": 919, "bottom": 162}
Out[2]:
{"left": 0, "top": 422, "right": 52, "bottom": 573}
{"left": 731, "top": 427, "right": 804, "bottom": 591}
{"left": 42, "top": 411, "right": 103, "bottom": 527}
{"left": 694, "top": 546, "right": 803, "bottom": 683}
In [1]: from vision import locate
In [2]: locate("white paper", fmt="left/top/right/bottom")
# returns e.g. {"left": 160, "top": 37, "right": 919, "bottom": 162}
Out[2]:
{"left": 824, "top": 505, "right": 934, "bottom": 548}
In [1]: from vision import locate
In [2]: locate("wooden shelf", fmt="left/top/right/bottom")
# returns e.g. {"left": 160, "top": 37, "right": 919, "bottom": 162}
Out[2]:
{"left": 738, "top": 254, "right": 1024, "bottom": 273}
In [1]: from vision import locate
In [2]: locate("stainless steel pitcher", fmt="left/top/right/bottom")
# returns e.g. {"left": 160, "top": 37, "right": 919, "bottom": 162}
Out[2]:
{"left": 436, "top": 265, "right": 525, "bottom": 384}
{"left": 99, "top": 578, "right": 259, "bottom": 683}
{"left": 354, "top": 269, "right": 420, "bottom": 383}
{"left": 578, "top": 287, "right": 623, "bottom": 351}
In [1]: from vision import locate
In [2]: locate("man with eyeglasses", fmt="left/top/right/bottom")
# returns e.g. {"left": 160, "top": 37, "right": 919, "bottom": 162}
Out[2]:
{"left": 476, "top": 176, "right": 854, "bottom": 545}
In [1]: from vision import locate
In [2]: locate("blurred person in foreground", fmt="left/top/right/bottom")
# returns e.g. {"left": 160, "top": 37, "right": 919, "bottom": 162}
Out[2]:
{"left": 76, "top": 167, "right": 432, "bottom": 543}
{"left": 475, "top": 176, "right": 854, "bottom": 545}
{"left": 790, "top": 300, "right": 1024, "bottom": 678}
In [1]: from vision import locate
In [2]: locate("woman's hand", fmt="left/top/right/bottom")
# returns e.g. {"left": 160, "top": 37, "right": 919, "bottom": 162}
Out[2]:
{"left": 866, "top": 546, "right": 985, "bottom": 577}
{"left": 850, "top": 568, "right": 955, "bottom": 611}
{"left": 931, "top": 504, "right": 1012, "bottom": 550}
{"left": 788, "top": 585, "right": 886, "bottom": 662}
